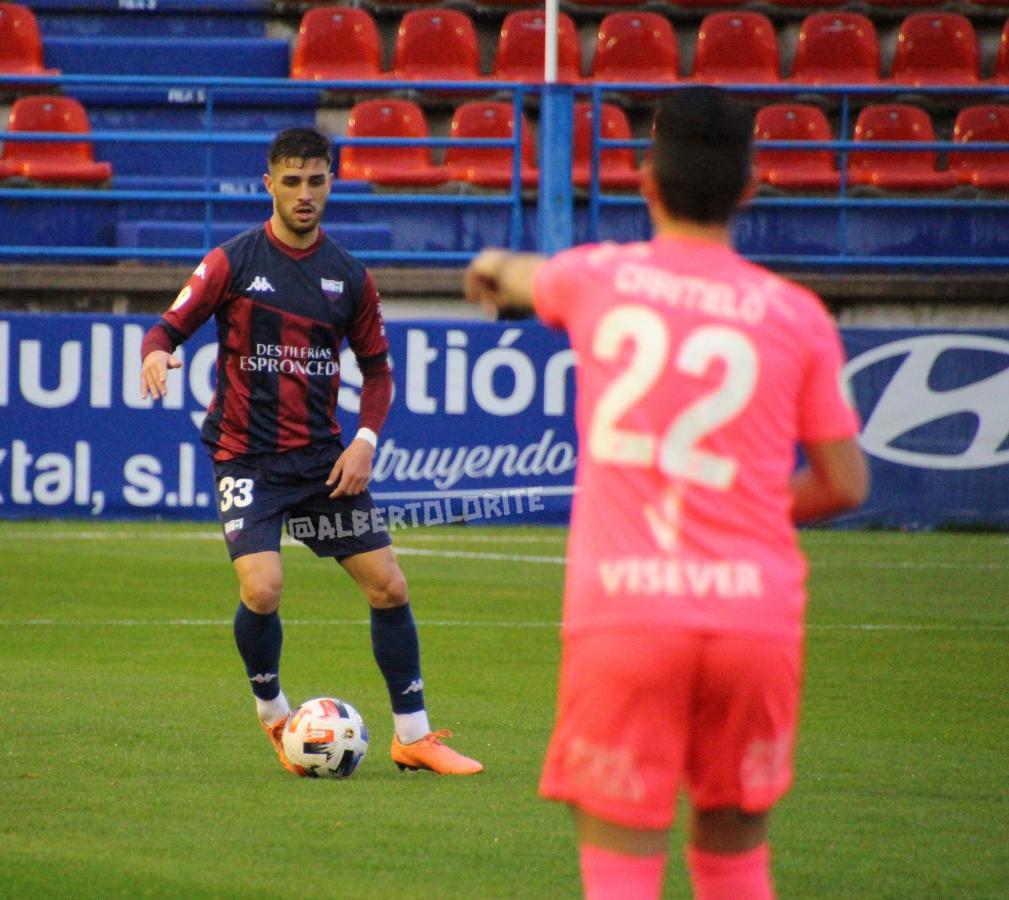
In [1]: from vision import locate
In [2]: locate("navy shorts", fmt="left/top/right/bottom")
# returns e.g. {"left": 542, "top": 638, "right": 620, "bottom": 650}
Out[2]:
{"left": 212, "top": 438, "right": 392, "bottom": 561}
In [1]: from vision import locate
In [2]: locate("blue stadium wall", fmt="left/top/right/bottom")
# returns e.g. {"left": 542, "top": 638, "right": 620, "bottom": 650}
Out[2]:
{"left": 1, "top": 312, "right": 1006, "bottom": 530}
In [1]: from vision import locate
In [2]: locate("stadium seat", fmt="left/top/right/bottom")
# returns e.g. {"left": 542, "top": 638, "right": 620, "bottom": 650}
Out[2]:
{"left": 445, "top": 101, "right": 538, "bottom": 189}
{"left": 572, "top": 102, "right": 641, "bottom": 191}
{"left": 790, "top": 13, "right": 880, "bottom": 86}
{"left": 662, "top": 0, "right": 740, "bottom": 8}
{"left": 692, "top": 13, "right": 780, "bottom": 84}
{"left": 949, "top": 105, "right": 1009, "bottom": 190}
{"left": 754, "top": 104, "right": 840, "bottom": 191}
{"left": 847, "top": 104, "right": 957, "bottom": 191}
{"left": 566, "top": 0, "right": 649, "bottom": 7}
{"left": 0, "top": 2, "right": 60, "bottom": 76}
{"left": 2, "top": 95, "right": 112, "bottom": 184}
{"left": 591, "top": 12, "right": 679, "bottom": 86}
{"left": 864, "top": 0, "right": 942, "bottom": 7}
{"left": 393, "top": 9, "right": 482, "bottom": 83}
{"left": 766, "top": 0, "right": 846, "bottom": 8}
{"left": 338, "top": 99, "right": 450, "bottom": 187}
{"left": 290, "top": 6, "right": 383, "bottom": 81}
{"left": 492, "top": 11, "right": 582, "bottom": 83}
{"left": 890, "top": 13, "right": 979, "bottom": 86}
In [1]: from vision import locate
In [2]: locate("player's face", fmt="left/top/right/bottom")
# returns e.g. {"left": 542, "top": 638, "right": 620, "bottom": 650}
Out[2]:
{"left": 265, "top": 156, "right": 333, "bottom": 238}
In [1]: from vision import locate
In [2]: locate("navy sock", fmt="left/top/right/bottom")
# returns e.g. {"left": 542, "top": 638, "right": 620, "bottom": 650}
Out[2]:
{"left": 233, "top": 602, "right": 283, "bottom": 701}
{"left": 370, "top": 604, "right": 425, "bottom": 714}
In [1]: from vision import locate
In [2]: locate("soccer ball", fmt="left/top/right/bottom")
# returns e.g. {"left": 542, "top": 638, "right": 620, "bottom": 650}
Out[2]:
{"left": 281, "top": 697, "right": 369, "bottom": 778}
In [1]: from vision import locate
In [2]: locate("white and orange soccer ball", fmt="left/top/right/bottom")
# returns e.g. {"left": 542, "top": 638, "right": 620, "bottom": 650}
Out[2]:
{"left": 281, "top": 697, "right": 369, "bottom": 778}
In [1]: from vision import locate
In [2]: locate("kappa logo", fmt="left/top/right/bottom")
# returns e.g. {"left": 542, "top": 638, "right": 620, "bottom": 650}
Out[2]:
{"left": 321, "top": 277, "right": 344, "bottom": 294}
{"left": 844, "top": 334, "right": 1009, "bottom": 470}
{"left": 400, "top": 679, "right": 424, "bottom": 695}
{"left": 249, "top": 673, "right": 278, "bottom": 684}
{"left": 170, "top": 285, "right": 192, "bottom": 311}
{"left": 246, "top": 275, "right": 275, "bottom": 293}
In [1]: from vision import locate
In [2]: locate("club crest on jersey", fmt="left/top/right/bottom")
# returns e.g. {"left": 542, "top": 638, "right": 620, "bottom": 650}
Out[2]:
{"left": 321, "top": 277, "right": 344, "bottom": 295}
{"left": 246, "top": 275, "right": 276, "bottom": 293}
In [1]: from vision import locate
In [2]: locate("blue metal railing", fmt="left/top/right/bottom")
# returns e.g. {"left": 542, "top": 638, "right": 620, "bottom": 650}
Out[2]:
{"left": 0, "top": 74, "right": 1007, "bottom": 268}
{"left": 579, "top": 82, "right": 1009, "bottom": 269}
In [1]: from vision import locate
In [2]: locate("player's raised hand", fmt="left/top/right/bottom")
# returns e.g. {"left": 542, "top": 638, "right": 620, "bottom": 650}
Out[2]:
{"left": 464, "top": 249, "right": 509, "bottom": 316}
{"left": 327, "top": 438, "right": 374, "bottom": 498}
{"left": 464, "top": 249, "right": 544, "bottom": 317}
{"left": 141, "top": 350, "right": 183, "bottom": 401}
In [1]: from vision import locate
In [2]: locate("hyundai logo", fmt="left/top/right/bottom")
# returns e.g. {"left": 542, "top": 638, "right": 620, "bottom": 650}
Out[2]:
{"left": 843, "top": 334, "right": 1009, "bottom": 471}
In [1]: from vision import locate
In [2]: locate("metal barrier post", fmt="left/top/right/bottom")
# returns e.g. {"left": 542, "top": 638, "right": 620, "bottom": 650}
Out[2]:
{"left": 537, "top": 82, "right": 575, "bottom": 255}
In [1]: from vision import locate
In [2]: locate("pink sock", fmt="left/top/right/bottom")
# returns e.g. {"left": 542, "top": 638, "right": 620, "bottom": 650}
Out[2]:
{"left": 579, "top": 844, "right": 667, "bottom": 900}
{"left": 686, "top": 843, "right": 774, "bottom": 900}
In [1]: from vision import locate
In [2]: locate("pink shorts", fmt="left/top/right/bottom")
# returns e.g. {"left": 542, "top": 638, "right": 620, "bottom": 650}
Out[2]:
{"left": 539, "top": 629, "right": 802, "bottom": 830}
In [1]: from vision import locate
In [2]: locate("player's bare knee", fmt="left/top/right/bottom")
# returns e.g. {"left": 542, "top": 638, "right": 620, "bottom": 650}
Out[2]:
{"left": 364, "top": 570, "right": 408, "bottom": 609}
{"left": 240, "top": 575, "right": 283, "bottom": 614}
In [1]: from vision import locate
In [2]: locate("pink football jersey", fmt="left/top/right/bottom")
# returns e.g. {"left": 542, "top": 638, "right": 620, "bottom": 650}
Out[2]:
{"left": 534, "top": 236, "right": 860, "bottom": 639}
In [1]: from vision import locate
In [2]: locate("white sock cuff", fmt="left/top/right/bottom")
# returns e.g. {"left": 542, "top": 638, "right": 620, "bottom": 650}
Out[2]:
{"left": 394, "top": 710, "right": 431, "bottom": 744}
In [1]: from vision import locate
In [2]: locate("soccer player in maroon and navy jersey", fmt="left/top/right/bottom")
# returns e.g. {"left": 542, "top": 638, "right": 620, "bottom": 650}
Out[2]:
{"left": 140, "top": 127, "right": 481, "bottom": 776}
{"left": 466, "top": 89, "right": 868, "bottom": 897}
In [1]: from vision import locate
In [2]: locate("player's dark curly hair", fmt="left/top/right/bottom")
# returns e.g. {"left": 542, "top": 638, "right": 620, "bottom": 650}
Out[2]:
{"left": 268, "top": 127, "right": 333, "bottom": 167}
{"left": 651, "top": 88, "right": 753, "bottom": 225}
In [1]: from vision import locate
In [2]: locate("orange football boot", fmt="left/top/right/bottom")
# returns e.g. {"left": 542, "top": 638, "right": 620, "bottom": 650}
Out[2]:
{"left": 391, "top": 730, "right": 483, "bottom": 775}
{"left": 259, "top": 715, "right": 299, "bottom": 775}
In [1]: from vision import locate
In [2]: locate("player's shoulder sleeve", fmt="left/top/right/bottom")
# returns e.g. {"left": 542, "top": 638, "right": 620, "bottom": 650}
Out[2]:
{"left": 157, "top": 246, "right": 233, "bottom": 344}
{"left": 346, "top": 268, "right": 389, "bottom": 361}
{"left": 793, "top": 286, "right": 861, "bottom": 444}
{"left": 533, "top": 244, "right": 597, "bottom": 329}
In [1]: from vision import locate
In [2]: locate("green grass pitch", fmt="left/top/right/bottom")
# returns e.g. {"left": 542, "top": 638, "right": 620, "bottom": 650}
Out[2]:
{"left": 1, "top": 522, "right": 1006, "bottom": 898}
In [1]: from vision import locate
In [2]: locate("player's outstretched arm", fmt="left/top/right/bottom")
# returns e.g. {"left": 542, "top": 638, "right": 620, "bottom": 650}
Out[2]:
{"left": 464, "top": 249, "right": 546, "bottom": 316}
{"left": 140, "top": 350, "right": 183, "bottom": 401}
{"left": 790, "top": 437, "right": 869, "bottom": 523}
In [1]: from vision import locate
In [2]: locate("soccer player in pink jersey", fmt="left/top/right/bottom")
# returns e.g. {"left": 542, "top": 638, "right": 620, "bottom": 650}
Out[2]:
{"left": 465, "top": 88, "right": 868, "bottom": 899}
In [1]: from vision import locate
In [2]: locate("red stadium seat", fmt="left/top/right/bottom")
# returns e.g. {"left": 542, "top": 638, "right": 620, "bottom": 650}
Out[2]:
{"left": 339, "top": 99, "right": 450, "bottom": 187}
{"left": 3, "top": 96, "right": 111, "bottom": 183}
{"left": 661, "top": 0, "right": 740, "bottom": 8}
{"left": 445, "top": 101, "right": 538, "bottom": 189}
{"left": 567, "top": 0, "right": 650, "bottom": 7}
{"left": 572, "top": 102, "right": 641, "bottom": 191}
{"left": 791, "top": 13, "right": 880, "bottom": 86}
{"left": 492, "top": 11, "right": 582, "bottom": 83}
{"left": 949, "top": 105, "right": 1009, "bottom": 190}
{"left": 290, "top": 6, "right": 383, "bottom": 81}
{"left": 890, "top": 13, "right": 979, "bottom": 86}
{"left": 0, "top": 2, "right": 60, "bottom": 76}
{"left": 754, "top": 104, "right": 840, "bottom": 191}
{"left": 393, "top": 9, "right": 482, "bottom": 83}
{"left": 591, "top": 13, "right": 679, "bottom": 86}
{"left": 847, "top": 104, "right": 956, "bottom": 191}
{"left": 766, "top": 0, "right": 846, "bottom": 8}
{"left": 864, "top": 0, "right": 942, "bottom": 7}
{"left": 692, "top": 13, "right": 780, "bottom": 85}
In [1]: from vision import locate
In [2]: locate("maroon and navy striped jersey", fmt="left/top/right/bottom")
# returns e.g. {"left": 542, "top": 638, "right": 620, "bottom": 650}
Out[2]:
{"left": 142, "top": 221, "right": 390, "bottom": 461}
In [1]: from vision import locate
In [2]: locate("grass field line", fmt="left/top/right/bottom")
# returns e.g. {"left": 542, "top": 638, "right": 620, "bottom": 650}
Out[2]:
{"left": 3, "top": 618, "right": 1006, "bottom": 632}
{"left": 0, "top": 529, "right": 1004, "bottom": 570}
